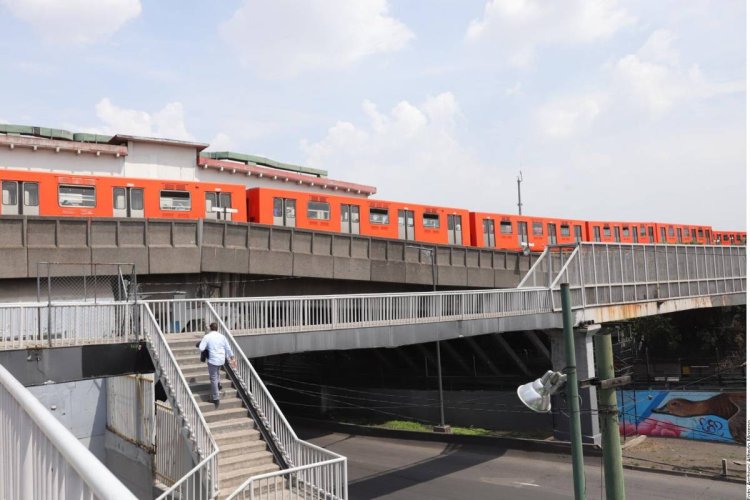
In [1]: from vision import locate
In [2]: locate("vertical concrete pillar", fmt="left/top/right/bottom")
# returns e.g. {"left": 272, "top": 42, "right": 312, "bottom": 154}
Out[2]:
{"left": 546, "top": 324, "right": 601, "bottom": 445}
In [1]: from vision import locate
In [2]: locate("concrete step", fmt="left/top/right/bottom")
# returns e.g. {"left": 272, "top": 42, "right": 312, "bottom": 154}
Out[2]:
{"left": 193, "top": 387, "right": 239, "bottom": 401}
{"left": 214, "top": 428, "right": 263, "bottom": 448}
{"left": 202, "top": 407, "right": 248, "bottom": 423}
{"left": 186, "top": 372, "right": 231, "bottom": 386}
{"left": 198, "top": 398, "right": 243, "bottom": 413}
{"left": 165, "top": 334, "right": 202, "bottom": 347}
{"left": 219, "top": 463, "right": 281, "bottom": 492}
{"left": 209, "top": 417, "right": 258, "bottom": 435}
{"left": 218, "top": 450, "right": 275, "bottom": 472}
{"left": 218, "top": 439, "right": 268, "bottom": 459}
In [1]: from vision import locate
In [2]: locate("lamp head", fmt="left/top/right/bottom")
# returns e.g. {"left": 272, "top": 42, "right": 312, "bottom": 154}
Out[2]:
{"left": 517, "top": 370, "right": 567, "bottom": 413}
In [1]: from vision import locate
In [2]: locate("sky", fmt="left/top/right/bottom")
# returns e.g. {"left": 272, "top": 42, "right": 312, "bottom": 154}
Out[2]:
{"left": 0, "top": 0, "right": 745, "bottom": 230}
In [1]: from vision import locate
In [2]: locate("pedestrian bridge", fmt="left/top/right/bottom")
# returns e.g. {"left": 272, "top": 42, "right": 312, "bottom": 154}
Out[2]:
{"left": 0, "top": 242, "right": 744, "bottom": 499}
{"left": 1, "top": 242, "right": 743, "bottom": 356}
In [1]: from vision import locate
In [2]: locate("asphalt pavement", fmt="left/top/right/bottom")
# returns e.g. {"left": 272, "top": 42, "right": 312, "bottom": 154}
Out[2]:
{"left": 299, "top": 427, "right": 744, "bottom": 500}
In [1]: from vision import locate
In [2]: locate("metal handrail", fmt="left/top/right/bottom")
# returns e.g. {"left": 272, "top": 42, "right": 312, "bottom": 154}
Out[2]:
{"left": 141, "top": 304, "right": 219, "bottom": 499}
{"left": 0, "top": 363, "right": 137, "bottom": 500}
{"left": 205, "top": 302, "right": 347, "bottom": 499}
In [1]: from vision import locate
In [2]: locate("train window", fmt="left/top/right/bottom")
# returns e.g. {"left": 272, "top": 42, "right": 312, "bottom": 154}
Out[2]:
{"left": 560, "top": 224, "right": 570, "bottom": 237}
{"left": 59, "top": 185, "right": 96, "bottom": 207}
{"left": 532, "top": 222, "right": 543, "bottom": 236}
{"left": 3, "top": 181, "right": 17, "bottom": 205}
{"left": 603, "top": 226, "right": 611, "bottom": 237}
{"left": 114, "top": 188, "right": 126, "bottom": 210}
{"left": 668, "top": 227, "right": 675, "bottom": 238}
{"left": 369, "top": 208, "right": 389, "bottom": 224}
{"left": 723, "top": 235, "right": 729, "bottom": 241}
{"left": 547, "top": 223, "right": 557, "bottom": 245}
{"left": 131, "top": 189, "right": 144, "bottom": 211}
{"left": 423, "top": 213, "right": 440, "bottom": 228}
{"left": 160, "top": 190, "right": 191, "bottom": 211}
{"left": 639, "top": 225, "right": 646, "bottom": 236}
{"left": 483, "top": 219, "right": 496, "bottom": 247}
{"left": 698, "top": 229, "right": 704, "bottom": 238}
{"left": 500, "top": 221, "right": 513, "bottom": 234}
{"left": 24, "top": 183, "right": 38, "bottom": 206}
{"left": 307, "top": 201, "right": 330, "bottom": 220}
{"left": 622, "top": 227, "right": 630, "bottom": 238}
{"left": 691, "top": 229, "right": 697, "bottom": 241}
{"left": 660, "top": 228, "right": 666, "bottom": 242}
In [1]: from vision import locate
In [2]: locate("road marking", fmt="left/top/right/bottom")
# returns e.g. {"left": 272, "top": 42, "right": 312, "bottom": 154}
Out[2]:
{"left": 513, "top": 482, "right": 541, "bottom": 488}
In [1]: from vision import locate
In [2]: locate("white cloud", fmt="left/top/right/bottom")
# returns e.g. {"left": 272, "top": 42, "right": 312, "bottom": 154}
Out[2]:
{"left": 206, "top": 132, "right": 234, "bottom": 152}
{"left": 302, "top": 93, "right": 504, "bottom": 207}
{"left": 1, "top": 0, "right": 141, "bottom": 44}
{"left": 89, "top": 99, "right": 194, "bottom": 140}
{"left": 219, "top": 0, "right": 413, "bottom": 78}
{"left": 613, "top": 29, "right": 744, "bottom": 115}
{"left": 467, "top": 0, "right": 634, "bottom": 67}
{"left": 537, "top": 93, "right": 608, "bottom": 138}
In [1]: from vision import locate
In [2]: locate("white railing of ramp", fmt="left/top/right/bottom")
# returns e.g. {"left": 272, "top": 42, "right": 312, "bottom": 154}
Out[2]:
{"left": 147, "top": 288, "right": 552, "bottom": 336}
{"left": 141, "top": 304, "right": 219, "bottom": 500}
{"left": 521, "top": 243, "right": 746, "bottom": 310}
{"left": 0, "top": 300, "right": 136, "bottom": 350}
{"left": 204, "top": 302, "right": 348, "bottom": 500}
{"left": 0, "top": 363, "right": 137, "bottom": 500}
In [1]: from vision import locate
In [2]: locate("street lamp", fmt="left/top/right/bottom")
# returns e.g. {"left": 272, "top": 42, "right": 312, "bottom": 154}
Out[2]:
{"left": 407, "top": 244, "right": 451, "bottom": 433}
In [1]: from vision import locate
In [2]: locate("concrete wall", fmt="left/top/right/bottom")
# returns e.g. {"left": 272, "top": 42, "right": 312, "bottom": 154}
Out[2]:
{"left": 0, "top": 216, "right": 537, "bottom": 288}
{"left": 27, "top": 378, "right": 108, "bottom": 460}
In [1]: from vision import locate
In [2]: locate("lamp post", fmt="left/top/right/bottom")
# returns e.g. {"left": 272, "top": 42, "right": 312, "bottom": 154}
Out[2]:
{"left": 408, "top": 244, "right": 450, "bottom": 433}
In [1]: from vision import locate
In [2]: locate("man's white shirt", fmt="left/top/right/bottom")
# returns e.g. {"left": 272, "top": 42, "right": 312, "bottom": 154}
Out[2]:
{"left": 198, "top": 331, "right": 234, "bottom": 366}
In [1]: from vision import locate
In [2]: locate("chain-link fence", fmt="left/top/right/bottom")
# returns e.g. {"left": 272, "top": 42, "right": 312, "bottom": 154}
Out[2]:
{"left": 36, "top": 263, "right": 137, "bottom": 304}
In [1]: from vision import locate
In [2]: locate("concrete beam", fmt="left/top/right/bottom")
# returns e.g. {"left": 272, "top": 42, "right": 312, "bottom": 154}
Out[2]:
{"left": 493, "top": 333, "right": 533, "bottom": 378}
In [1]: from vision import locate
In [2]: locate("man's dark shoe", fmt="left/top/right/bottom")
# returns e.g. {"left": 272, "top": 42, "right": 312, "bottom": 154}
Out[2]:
{"left": 213, "top": 399, "right": 220, "bottom": 409}
{"left": 218, "top": 383, "right": 222, "bottom": 390}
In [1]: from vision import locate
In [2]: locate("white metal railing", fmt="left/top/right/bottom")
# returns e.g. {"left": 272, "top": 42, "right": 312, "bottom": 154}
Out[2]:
{"left": 0, "top": 363, "right": 137, "bottom": 500}
{"left": 146, "top": 287, "right": 553, "bottom": 337}
{"left": 227, "top": 458, "right": 348, "bottom": 500}
{"left": 0, "top": 300, "right": 136, "bottom": 350}
{"left": 205, "top": 303, "right": 348, "bottom": 500}
{"left": 106, "top": 374, "right": 155, "bottom": 449}
{"left": 141, "top": 304, "right": 219, "bottom": 500}
{"left": 534, "top": 243, "right": 747, "bottom": 310}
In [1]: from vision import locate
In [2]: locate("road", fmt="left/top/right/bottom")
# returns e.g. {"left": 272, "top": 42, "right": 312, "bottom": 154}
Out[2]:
{"left": 300, "top": 428, "right": 743, "bottom": 500}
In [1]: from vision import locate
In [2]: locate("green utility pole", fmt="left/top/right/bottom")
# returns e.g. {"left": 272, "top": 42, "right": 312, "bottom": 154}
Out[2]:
{"left": 594, "top": 331, "right": 626, "bottom": 500}
{"left": 561, "top": 283, "right": 586, "bottom": 500}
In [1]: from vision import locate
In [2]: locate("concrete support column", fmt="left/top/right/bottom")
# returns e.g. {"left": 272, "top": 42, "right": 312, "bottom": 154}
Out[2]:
{"left": 546, "top": 325, "right": 601, "bottom": 445}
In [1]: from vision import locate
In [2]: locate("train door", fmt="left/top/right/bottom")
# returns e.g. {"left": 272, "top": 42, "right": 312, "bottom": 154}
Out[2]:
{"left": 547, "top": 223, "right": 557, "bottom": 245}
{"left": 398, "top": 210, "right": 415, "bottom": 240}
{"left": 273, "top": 197, "right": 296, "bottom": 227}
{"left": 659, "top": 227, "right": 666, "bottom": 243}
{"left": 517, "top": 221, "right": 529, "bottom": 248}
{"left": 574, "top": 225, "right": 583, "bottom": 242}
{"left": 448, "top": 215, "right": 462, "bottom": 245}
{"left": 482, "top": 219, "right": 495, "bottom": 247}
{"left": 205, "top": 192, "right": 233, "bottom": 220}
{"left": 648, "top": 226, "right": 655, "bottom": 243}
{"left": 632, "top": 226, "right": 639, "bottom": 243}
{"left": 593, "top": 226, "right": 601, "bottom": 242}
{"left": 113, "top": 187, "right": 144, "bottom": 218}
{"left": 2, "top": 180, "right": 39, "bottom": 216}
{"left": 341, "top": 204, "right": 360, "bottom": 234}
{"left": 614, "top": 227, "right": 621, "bottom": 242}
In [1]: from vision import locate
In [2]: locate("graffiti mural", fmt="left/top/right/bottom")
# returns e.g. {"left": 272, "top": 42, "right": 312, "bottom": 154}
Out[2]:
{"left": 617, "top": 390, "right": 745, "bottom": 444}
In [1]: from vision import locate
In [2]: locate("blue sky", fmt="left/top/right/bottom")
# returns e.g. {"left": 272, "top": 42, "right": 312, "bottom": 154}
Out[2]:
{"left": 0, "top": 0, "right": 745, "bottom": 229}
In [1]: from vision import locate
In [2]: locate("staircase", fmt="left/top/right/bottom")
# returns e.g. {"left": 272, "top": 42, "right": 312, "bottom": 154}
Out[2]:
{"left": 166, "top": 333, "right": 283, "bottom": 498}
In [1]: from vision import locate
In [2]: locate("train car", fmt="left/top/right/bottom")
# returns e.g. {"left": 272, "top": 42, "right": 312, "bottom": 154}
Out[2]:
{"left": 247, "top": 187, "right": 472, "bottom": 246}
{"left": 585, "top": 220, "right": 644, "bottom": 244}
{"left": 714, "top": 231, "right": 747, "bottom": 245}
{"left": 0, "top": 169, "right": 247, "bottom": 221}
{"left": 468, "top": 212, "right": 588, "bottom": 252}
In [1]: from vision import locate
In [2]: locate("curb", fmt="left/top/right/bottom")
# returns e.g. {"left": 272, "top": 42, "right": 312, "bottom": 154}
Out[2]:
{"left": 290, "top": 417, "right": 602, "bottom": 457}
{"left": 293, "top": 418, "right": 745, "bottom": 484}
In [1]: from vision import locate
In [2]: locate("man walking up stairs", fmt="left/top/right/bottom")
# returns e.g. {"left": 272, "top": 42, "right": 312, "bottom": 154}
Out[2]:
{"left": 167, "top": 333, "right": 284, "bottom": 497}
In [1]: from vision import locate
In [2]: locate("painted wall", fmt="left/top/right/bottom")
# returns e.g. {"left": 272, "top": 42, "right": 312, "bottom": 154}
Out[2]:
{"left": 617, "top": 390, "right": 745, "bottom": 444}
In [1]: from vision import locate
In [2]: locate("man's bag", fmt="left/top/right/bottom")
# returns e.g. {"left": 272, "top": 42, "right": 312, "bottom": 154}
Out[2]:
{"left": 196, "top": 341, "right": 209, "bottom": 363}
